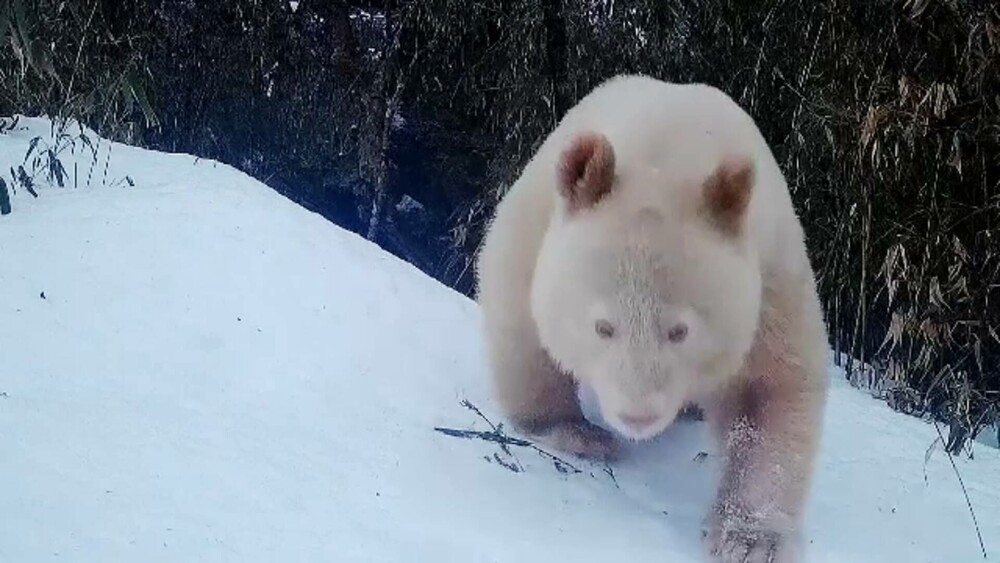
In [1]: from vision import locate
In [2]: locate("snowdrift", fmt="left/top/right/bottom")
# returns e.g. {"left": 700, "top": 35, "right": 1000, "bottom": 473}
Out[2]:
{"left": 1, "top": 117, "right": 998, "bottom": 563}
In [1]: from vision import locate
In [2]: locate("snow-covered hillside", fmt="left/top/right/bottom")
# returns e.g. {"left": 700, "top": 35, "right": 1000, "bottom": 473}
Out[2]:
{"left": 1, "top": 118, "right": 998, "bottom": 563}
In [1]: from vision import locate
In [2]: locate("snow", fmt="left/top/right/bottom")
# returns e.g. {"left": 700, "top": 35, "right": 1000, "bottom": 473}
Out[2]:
{"left": 1, "top": 117, "right": 999, "bottom": 563}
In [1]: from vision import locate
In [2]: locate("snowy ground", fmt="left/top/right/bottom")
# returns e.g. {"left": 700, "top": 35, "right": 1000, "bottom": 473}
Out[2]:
{"left": 1, "top": 117, "right": 998, "bottom": 563}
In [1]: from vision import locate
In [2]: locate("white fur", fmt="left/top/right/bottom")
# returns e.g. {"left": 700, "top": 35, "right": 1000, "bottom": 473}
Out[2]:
{"left": 475, "top": 75, "right": 828, "bottom": 563}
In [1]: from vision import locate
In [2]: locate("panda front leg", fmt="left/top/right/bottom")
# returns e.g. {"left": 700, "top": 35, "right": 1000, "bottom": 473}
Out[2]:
{"left": 483, "top": 316, "right": 619, "bottom": 461}
{"left": 703, "top": 338, "right": 826, "bottom": 563}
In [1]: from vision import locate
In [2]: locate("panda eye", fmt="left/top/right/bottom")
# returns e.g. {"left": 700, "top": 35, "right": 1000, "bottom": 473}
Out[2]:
{"left": 666, "top": 322, "right": 688, "bottom": 343}
{"left": 595, "top": 319, "right": 615, "bottom": 339}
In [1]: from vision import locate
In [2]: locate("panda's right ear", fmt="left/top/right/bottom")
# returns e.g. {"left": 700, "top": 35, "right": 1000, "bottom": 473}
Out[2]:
{"left": 702, "top": 156, "right": 754, "bottom": 235}
{"left": 557, "top": 132, "right": 616, "bottom": 214}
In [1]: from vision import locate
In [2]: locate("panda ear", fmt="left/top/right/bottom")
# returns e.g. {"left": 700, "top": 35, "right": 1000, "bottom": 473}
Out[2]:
{"left": 702, "top": 156, "right": 754, "bottom": 234}
{"left": 557, "top": 132, "right": 616, "bottom": 214}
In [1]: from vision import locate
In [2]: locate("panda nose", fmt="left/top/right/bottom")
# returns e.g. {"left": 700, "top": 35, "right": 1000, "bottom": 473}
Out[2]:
{"left": 619, "top": 413, "right": 658, "bottom": 431}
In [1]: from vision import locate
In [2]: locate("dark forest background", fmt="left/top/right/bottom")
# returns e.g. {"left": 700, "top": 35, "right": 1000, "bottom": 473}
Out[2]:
{"left": 1, "top": 0, "right": 998, "bottom": 453}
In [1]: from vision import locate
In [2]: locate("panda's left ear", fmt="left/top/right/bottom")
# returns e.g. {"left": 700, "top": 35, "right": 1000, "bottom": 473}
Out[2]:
{"left": 556, "top": 131, "right": 616, "bottom": 214}
{"left": 702, "top": 156, "right": 754, "bottom": 235}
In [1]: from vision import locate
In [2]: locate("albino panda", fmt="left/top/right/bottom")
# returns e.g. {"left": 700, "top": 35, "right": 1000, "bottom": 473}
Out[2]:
{"left": 475, "top": 75, "right": 829, "bottom": 562}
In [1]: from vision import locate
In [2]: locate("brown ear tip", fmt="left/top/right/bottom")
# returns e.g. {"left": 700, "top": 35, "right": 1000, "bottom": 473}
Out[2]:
{"left": 729, "top": 156, "right": 756, "bottom": 183}
{"left": 713, "top": 155, "right": 755, "bottom": 189}
{"left": 557, "top": 131, "right": 617, "bottom": 212}
{"left": 704, "top": 155, "right": 756, "bottom": 232}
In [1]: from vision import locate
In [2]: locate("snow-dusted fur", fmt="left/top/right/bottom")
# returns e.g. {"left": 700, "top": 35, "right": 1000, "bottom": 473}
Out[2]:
{"left": 475, "top": 75, "right": 829, "bottom": 563}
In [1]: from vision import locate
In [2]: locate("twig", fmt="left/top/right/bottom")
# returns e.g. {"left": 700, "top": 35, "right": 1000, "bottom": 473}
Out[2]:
{"left": 458, "top": 399, "right": 518, "bottom": 459}
{"left": 461, "top": 399, "right": 583, "bottom": 474}
{"left": 438, "top": 399, "right": 585, "bottom": 475}
{"left": 451, "top": 399, "right": 523, "bottom": 471}
{"left": 433, "top": 427, "right": 531, "bottom": 448}
{"left": 603, "top": 465, "right": 620, "bottom": 489}
{"left": 933, "top": 421, "right": 987, "bottom": 559}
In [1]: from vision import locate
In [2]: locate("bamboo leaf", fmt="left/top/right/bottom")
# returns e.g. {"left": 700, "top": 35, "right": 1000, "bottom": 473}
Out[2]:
{"left": 124, "top": 66, "right": 159, "bottom": 128}
{"left": 23, "top": 135, "right": 40, "bottom": 163}
{"left": 0, "top": 177, "right": 11, "bottom": 215}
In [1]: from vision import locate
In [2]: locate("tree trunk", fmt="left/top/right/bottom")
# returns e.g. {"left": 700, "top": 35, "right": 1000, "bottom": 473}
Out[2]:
{"left": 365, "top": 71, "right": 405, "bottom": 241}
{"left": 541, "top": 0, "right": 570, "bottom": 125}
{"left": 330, "top": 1, "right": 358, "bottom": 78}
{"left": 364, "top": 2, "right": 411, "bottom": 241}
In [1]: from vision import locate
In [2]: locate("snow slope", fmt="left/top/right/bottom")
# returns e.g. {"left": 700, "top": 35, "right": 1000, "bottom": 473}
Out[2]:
{"left": 1, "top": 117, "right": 998, "bottom": 563}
